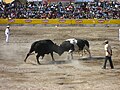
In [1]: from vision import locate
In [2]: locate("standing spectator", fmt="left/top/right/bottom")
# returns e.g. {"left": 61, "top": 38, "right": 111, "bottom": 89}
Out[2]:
{"left": 5, "top": 25, "right": 10, "bottom": 43}
{"left": 103, "top": 40, "right": 114, "bottom": 69}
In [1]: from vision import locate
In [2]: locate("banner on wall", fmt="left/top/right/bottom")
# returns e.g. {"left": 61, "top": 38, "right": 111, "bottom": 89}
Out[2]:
{"left": 27, "top": 0, "right": 42, "bottom": 2}
{"left": 75, "top": 0, "right": 93, "bottom": 2}
{"left": 0, "top": 19, "right": 120, "bottom": 24}
{"left": 42, "top": 0, "right": 75, "bottom": 3}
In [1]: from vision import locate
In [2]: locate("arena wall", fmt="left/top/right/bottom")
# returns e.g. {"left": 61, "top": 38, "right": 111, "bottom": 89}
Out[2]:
{"left": 0, "top": 19, "right": 120, "bottom": 25}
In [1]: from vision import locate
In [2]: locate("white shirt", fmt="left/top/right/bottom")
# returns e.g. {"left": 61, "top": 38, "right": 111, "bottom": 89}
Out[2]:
{"left": 104, "top": 44, "right": 112, "bottom": 56}
{"left": 5, "top": 28, "right": 10, "bottom": 35}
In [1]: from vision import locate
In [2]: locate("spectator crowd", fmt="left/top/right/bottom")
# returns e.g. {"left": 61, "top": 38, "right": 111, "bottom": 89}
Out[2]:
{"left": 0, "top": 1, "right": 120, "bottom": 19}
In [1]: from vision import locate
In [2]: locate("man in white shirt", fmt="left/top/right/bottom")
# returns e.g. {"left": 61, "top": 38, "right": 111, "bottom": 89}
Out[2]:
{"left": 5, "top": 26, "right": 10, "bottom": 43}
{"left": 103, "top": 40, "right": 114, "bottom": 69}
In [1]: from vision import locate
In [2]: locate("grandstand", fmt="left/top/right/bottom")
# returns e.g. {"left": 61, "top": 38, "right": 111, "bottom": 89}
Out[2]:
{"left": 0, "top": 0, "right": 119, "bottom": 25}
{"left": 0, "top": 0, "right": 119, "bottom": 19}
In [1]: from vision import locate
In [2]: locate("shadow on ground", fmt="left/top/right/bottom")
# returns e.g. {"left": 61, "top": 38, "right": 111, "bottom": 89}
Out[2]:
{"left": 43, "top": 60, "right": 71, "bottom": 65}
{"left": 78, "top": 56, "right": 105, "bottom": 61}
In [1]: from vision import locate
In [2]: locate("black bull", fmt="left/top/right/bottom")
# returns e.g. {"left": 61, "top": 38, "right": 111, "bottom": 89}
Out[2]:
{"left": 24, "top": 39, "right": 62, "bottom": 64}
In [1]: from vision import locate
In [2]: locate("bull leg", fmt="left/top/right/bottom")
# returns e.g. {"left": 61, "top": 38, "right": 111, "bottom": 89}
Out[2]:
{"left": 50, "top": 52, "right": 55, "bottom": 61}
{"left": 87, "top": 49, "right": 91, "bottom": 58}
{"left": 24, "top": 52, "right": 35, "bottom": 62}
{"left": 68, "top": 50, "right": 73, "bottom": 60}
{"left": 85, "top": 46, "right": 91, "bottom": 58}
{"left": 71, "top": 52, "right": 73, "bottom": 59}
{"left": 78, "top": 50, "right": 83, "bottom": 57}
{"left": 81, "top": 49, "right": 86, "bottom": 56}
{"left": 67, "top": 50, "right": 70, "bottom": 60}
{"left": 80, "top": 50, "right": 84, "bottom": 56}
{"left": 24, "top": 53, "right": 30, "bottom": 62}
{"left": 36, "top": 54, "right": 41, "bottom": 65}
{"left": 67, "top": 52, "right": 70, "bottom": 60}
{"left": 84, "top": 49, "right": 87, "bottom": 54}
{"left": 40, "top": 54, "right": 44, "bottom": 59}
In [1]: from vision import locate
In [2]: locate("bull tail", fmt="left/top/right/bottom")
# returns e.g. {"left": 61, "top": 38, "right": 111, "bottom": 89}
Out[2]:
{"left": 24, "top": 41, "right": 38, "bottom": 62}
{"left": 84, "top": 40, "right": 89, "bottom": 48}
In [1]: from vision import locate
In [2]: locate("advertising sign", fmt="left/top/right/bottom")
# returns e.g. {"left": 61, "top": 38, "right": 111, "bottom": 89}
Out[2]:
{"left": 75, "top": 0, "right": 93, "bottom": 2}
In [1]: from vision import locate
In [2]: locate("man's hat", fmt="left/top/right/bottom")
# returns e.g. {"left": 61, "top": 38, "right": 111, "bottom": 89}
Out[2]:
{"left": 104, "top": 40, "right": 108, "bottom": 43}
{"left": 7, "top": 26, "right": 10, "bottom": 28}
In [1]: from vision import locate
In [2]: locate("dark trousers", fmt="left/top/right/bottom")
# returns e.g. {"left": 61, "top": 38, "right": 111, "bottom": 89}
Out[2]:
{"left": 103, "top": 56, "right": 114, "bottom": 69}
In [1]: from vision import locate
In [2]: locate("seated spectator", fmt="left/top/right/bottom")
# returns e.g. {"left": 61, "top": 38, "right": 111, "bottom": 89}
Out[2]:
{"left": 0, "top": 1, "right": 119, "bottom": 19}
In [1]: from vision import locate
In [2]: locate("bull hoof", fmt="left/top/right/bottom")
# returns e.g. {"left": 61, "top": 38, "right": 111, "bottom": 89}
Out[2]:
{"left": 38, "top": 63, "right": 41, "bottom": 65}
{"left": 89, "top": 56, "right": 92, "bottom": 59}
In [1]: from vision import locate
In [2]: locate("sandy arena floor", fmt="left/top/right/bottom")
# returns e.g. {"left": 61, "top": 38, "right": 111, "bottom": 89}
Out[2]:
{"left": 0, "top": 26, "right": 120, "bottom": 90}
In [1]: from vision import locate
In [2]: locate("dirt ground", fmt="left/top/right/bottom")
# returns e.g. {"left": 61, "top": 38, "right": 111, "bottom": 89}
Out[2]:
{"left": 0, "top": 25, "right": 120, "bottom": 90}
